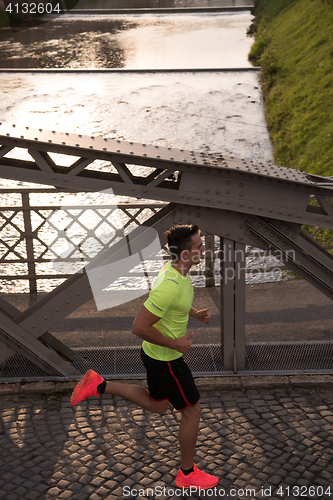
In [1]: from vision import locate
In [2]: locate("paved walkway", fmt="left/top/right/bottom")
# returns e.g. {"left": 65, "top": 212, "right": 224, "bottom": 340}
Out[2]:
{"left": 1, "top": 380, "right": 333, "bottom": 500}
{"left": 1, "top": 279, "right": 333, "bottom": 499}
{"left": 4, "top": 279, "right": 333, "bottom": 348}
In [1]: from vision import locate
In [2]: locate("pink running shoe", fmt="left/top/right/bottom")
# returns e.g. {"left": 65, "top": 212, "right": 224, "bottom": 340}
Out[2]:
{"left": 175, "top": 465, "right": 218, "bottom": 489}
{"left": 70, "top": 369, "right": 104, "bottom": 406}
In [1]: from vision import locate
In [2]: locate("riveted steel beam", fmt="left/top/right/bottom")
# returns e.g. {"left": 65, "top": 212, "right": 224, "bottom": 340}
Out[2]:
{"left": 2, "top": 157, "right": 331, "bottom": 230}
{"left": 1, "top": 125, "right": 332, "bottom": 231}
{"left": 0, "top": 123, "right": 315, "bottom": 185}
{"left": 172, "top": 204, "right": 261, "bottom": 245}
{"left": 245, "top": 217, "right": 333, "bottom": 299}
{"left": 178, "top": 170, "right": 333, "bottom": 229}
{"left": 315, "top": 194, "right": 333, "bottom": 217}
{"left": 0, "top": 294, "right": 82, "bottom": 375}
{"left": 2, "top": 123, "right": 332, "bottom": 195}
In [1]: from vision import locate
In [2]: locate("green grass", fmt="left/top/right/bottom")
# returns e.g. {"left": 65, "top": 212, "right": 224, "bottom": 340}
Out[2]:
{"left": 249, "top": 0, "right": 333, "bottom": 177}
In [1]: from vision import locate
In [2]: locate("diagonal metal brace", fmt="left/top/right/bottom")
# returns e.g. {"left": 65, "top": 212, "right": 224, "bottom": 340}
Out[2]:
{"left": 0, "top": 309, "right": 79, "bottom": 376}
{"left": 14, "top": 204, "right": 176, "bottom": 340}
{"left": 245, "top": 216, "right": 333, "bottom": 299}
{"left": 0, "top": 295, "right": 81, "bottom": 366}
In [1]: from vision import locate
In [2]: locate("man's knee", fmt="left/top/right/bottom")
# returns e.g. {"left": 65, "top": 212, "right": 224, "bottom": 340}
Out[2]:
{"left": 156, "top": 400, "right": 170, "bottom": 414}
{"left": 148, "top": 399, "right": 170, "bottom": 414}
{"left": 182, "top": 401, "right": 201, "bottom": 422}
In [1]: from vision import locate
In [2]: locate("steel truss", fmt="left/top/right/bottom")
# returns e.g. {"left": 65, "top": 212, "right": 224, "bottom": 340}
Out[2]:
{"left": 0, "top": 123, "right": 332, "bottom": 374}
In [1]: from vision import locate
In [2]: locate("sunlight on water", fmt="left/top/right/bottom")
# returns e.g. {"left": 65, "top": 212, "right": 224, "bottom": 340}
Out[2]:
{"left": 0, "top": 9, "right": 284, "bottom": 294}
{"left": 0, "top": 12, "right": 254, "bottom": 69}
{"left": 0, "top": 70, "right": 276, "bottom": 292}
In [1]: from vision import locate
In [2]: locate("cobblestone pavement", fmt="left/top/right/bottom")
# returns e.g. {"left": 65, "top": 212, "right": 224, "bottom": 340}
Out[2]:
{"left": 1, "top": 384, "right": 333, "bottom": 500}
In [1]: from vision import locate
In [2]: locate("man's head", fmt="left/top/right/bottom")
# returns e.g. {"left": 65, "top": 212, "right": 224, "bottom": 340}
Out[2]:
{"left": 165, "top": 224, "right": 204, "bottom": 264}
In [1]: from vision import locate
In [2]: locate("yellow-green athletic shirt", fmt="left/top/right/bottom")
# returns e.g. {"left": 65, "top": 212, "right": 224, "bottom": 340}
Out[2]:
{"left": 142, "top": 261, "right": 194, "bottom": 361}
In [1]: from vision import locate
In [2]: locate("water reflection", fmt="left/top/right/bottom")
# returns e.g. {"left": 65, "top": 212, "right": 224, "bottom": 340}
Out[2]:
{"left": 76, "top": 0, "right": 252, "bottom": 8}
{"left": 0, "top": 72, "right": 272, "bottom": 163}
{"left": 0, "top": 18, "right": 133, "bottom": 68}
{"left": 0, "top": 12, "right": 253, "bottom": 69}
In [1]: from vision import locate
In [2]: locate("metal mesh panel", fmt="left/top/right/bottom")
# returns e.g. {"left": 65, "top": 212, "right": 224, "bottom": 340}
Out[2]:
{"left": 2, "top": 342, "right": 333, "bottom": 382}
{"left": 74, "top": 346, "right": 147, "bottom": 378}
{"left": 184, "top": 344, "right": 226, "bottom": 375}
{"left": 0, "top": 352, "right": 47, "bottom": 379}
{"left": 243, "top": 341, "right": 333, "bottom": 374}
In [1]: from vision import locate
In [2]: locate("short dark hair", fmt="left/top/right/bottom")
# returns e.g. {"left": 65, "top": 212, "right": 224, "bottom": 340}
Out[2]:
{"left": 164, "top": 224, "right": 199, "bottom": 261}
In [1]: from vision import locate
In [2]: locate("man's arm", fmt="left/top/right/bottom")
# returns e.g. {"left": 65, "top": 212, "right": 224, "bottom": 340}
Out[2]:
{"left": 132, "top": 306, "right": 194, "bottom": 354}
{"left": 189, "top": 307, "right": 211, "bottom": 324}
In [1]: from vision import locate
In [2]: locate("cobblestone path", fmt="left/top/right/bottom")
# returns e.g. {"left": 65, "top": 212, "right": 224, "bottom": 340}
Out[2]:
{"left": 1, "top": 386, "right": 333, "bottom": 499}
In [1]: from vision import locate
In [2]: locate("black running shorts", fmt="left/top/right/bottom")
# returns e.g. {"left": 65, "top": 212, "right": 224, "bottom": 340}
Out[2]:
{"left": 141, "top": 348, "right": 200, "bottom": 411}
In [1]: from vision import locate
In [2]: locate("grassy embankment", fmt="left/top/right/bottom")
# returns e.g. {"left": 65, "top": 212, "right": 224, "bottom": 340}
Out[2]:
{"left": 249, "top": 0, "right": 333, "bottom": 178}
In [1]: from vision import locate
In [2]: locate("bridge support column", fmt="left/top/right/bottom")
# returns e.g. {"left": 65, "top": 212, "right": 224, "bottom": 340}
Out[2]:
{"left": 220, "top": 238, "right": 246, "bottom": 372}
{"left": 204, "top": 233, "right": 215, "bottom": 287}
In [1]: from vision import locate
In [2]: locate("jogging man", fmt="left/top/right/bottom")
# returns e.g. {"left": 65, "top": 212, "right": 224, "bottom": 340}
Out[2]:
{"left": 70, "top": 224, "right": 219, "bottom": 489}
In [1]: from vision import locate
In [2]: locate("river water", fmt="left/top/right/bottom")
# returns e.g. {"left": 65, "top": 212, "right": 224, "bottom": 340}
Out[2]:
{"left": 0, "top": 9, "right": 268, "bottom": 160}
{"left": 0, "top": 10, "right": 254, "bottom": 69}
{"left": 0, "top": 7, "right": 283, "bottom": 293}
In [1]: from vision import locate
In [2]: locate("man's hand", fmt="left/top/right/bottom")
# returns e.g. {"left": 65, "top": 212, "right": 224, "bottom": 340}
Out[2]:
{"left": 196, "top": 308, "right": 211, "bottom": 324}
{"left": 174, "top": 332, "right": 195, "bottom": 354}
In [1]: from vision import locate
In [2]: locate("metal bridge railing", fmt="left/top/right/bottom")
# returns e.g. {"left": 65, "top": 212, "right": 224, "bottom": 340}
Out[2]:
{"left": 0, "top": 188, "right": 289, "bottom": 294}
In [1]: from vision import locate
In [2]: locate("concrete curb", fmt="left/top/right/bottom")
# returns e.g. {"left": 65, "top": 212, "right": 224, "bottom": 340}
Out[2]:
{"left": 1, "top": 374, "right": 333, "bottom": 396}
{"left": 0, "top": 67, "right": 261, "bottom": 73}
{"left": 64, "top": 6, "right": 254, "bottom": 15}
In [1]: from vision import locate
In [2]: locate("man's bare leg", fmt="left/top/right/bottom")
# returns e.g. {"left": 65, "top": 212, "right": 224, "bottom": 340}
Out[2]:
{"left": 175, "top": 401, "right": 218, "bottom": 488}
{"left": 178, "top": 402, "right": 201, "bottom": 470}
{"left": 106, "top": 383, "right": 201, "bottom": 468}
{"left": 104, "top": 381, "right": 169, "bottom": 414}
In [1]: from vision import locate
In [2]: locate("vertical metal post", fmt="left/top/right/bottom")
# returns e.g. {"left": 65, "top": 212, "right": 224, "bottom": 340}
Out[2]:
{"left": 205, "top": 233, "right": 215, "bottom": 287}
{"left": 220, "top": 238, "right": 246, "bottom": 371}
{"left": 234, "top": 241, "right": 246, "bottom": 370}
{"left": 220, "top": 238, "right": 235, "bottom": 370}
{"left": 22, "top": 192, "right": 37, "bottom": 294}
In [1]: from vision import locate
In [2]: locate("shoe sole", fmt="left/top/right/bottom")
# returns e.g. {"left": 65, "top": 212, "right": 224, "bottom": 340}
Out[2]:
{"left": 175, "top": 480, "right": 219, "bottom": 489}
{"left": 70, "top": 369, "right": 95, "bottom": 406}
